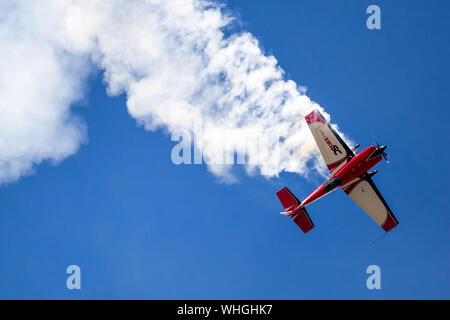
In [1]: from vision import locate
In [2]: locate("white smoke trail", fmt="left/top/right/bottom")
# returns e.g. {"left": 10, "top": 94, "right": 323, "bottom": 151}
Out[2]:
{"left": 0, "top": 1, "right": 90, "bottom": 183}
{"left": 0, "top": 0, "right": 342, "bottom": 184}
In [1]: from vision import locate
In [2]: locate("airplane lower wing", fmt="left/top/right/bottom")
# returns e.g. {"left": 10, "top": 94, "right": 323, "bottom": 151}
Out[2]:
{"left": 305, "top": 110, "right": 355, "bottom": 173}
{"left": 341, "top": 174, "right": 399, "bottom": 232}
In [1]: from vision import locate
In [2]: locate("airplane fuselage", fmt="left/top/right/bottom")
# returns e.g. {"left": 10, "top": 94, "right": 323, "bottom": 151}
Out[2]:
{"left": 297, "top": 145, "right": 385, "bottom": 209}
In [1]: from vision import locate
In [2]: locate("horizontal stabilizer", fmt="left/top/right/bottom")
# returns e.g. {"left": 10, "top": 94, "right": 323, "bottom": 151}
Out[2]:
{"left": 276, "top": 187, "right": 300, "bottom": 212}
{"left": 276, "top": 187, "right": 315, "bottom": 233}
{"left": 291, "top": 208, "right": 315, "bottom": 233}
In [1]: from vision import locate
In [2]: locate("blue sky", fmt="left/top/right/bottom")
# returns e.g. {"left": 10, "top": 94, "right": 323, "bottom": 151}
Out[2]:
{"left": 1, "top": 0, "right": 449, "bottom": 299}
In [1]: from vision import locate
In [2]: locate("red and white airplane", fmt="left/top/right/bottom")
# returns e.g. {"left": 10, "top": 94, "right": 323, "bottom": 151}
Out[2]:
{"left": 276, "top": 110, "right": 398, "bottom": 234}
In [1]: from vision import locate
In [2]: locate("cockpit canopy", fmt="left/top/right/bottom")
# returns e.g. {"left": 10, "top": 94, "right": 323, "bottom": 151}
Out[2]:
{"left": 324, "top": 177, "right": 342, "bottom": 191}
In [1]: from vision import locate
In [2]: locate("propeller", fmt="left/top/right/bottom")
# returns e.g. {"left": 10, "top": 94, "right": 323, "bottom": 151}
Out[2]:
{"left": 375, "top": 142, "right": 389, "bottom": 163}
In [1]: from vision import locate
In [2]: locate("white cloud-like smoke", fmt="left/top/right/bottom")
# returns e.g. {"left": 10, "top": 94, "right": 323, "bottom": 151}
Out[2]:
{"left": 0, "top": 0, "right": 341, "bottom": 184}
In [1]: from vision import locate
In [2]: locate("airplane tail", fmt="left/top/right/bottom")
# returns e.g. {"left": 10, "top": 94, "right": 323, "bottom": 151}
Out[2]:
{"left": 276, "top": 187, "right": 315, "bottom": 233}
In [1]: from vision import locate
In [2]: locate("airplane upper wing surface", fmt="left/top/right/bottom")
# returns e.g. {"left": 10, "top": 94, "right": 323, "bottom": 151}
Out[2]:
{"left": 342, "top": 174, "right": 399, "bottom": 232}
{"left": 305, "top": 110, "right": 354, "bottom": 173}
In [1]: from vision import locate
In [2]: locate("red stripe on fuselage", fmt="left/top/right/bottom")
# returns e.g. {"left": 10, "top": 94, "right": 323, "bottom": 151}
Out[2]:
{"left": 334, "top": 146, "right": 381, "bottom": 186}
{"left": 300, "top": 184, "right": 329, "bottom": 208}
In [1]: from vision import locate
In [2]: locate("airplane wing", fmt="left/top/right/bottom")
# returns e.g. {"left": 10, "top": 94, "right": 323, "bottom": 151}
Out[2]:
{"left": 305, "top": 110, "right": 354, "bottom": 173}
{"left": 341, "top": 174, "right": 399, "bottom": 232}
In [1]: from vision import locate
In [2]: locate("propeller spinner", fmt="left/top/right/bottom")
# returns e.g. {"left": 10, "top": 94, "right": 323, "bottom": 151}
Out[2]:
{"left": 375, "top": 142, "right": 389, "bottom": 163}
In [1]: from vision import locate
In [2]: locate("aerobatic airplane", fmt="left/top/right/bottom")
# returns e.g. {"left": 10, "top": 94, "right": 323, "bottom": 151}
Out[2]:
{"left": 276, "top": 110, "right": 398, "bottom": 233}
